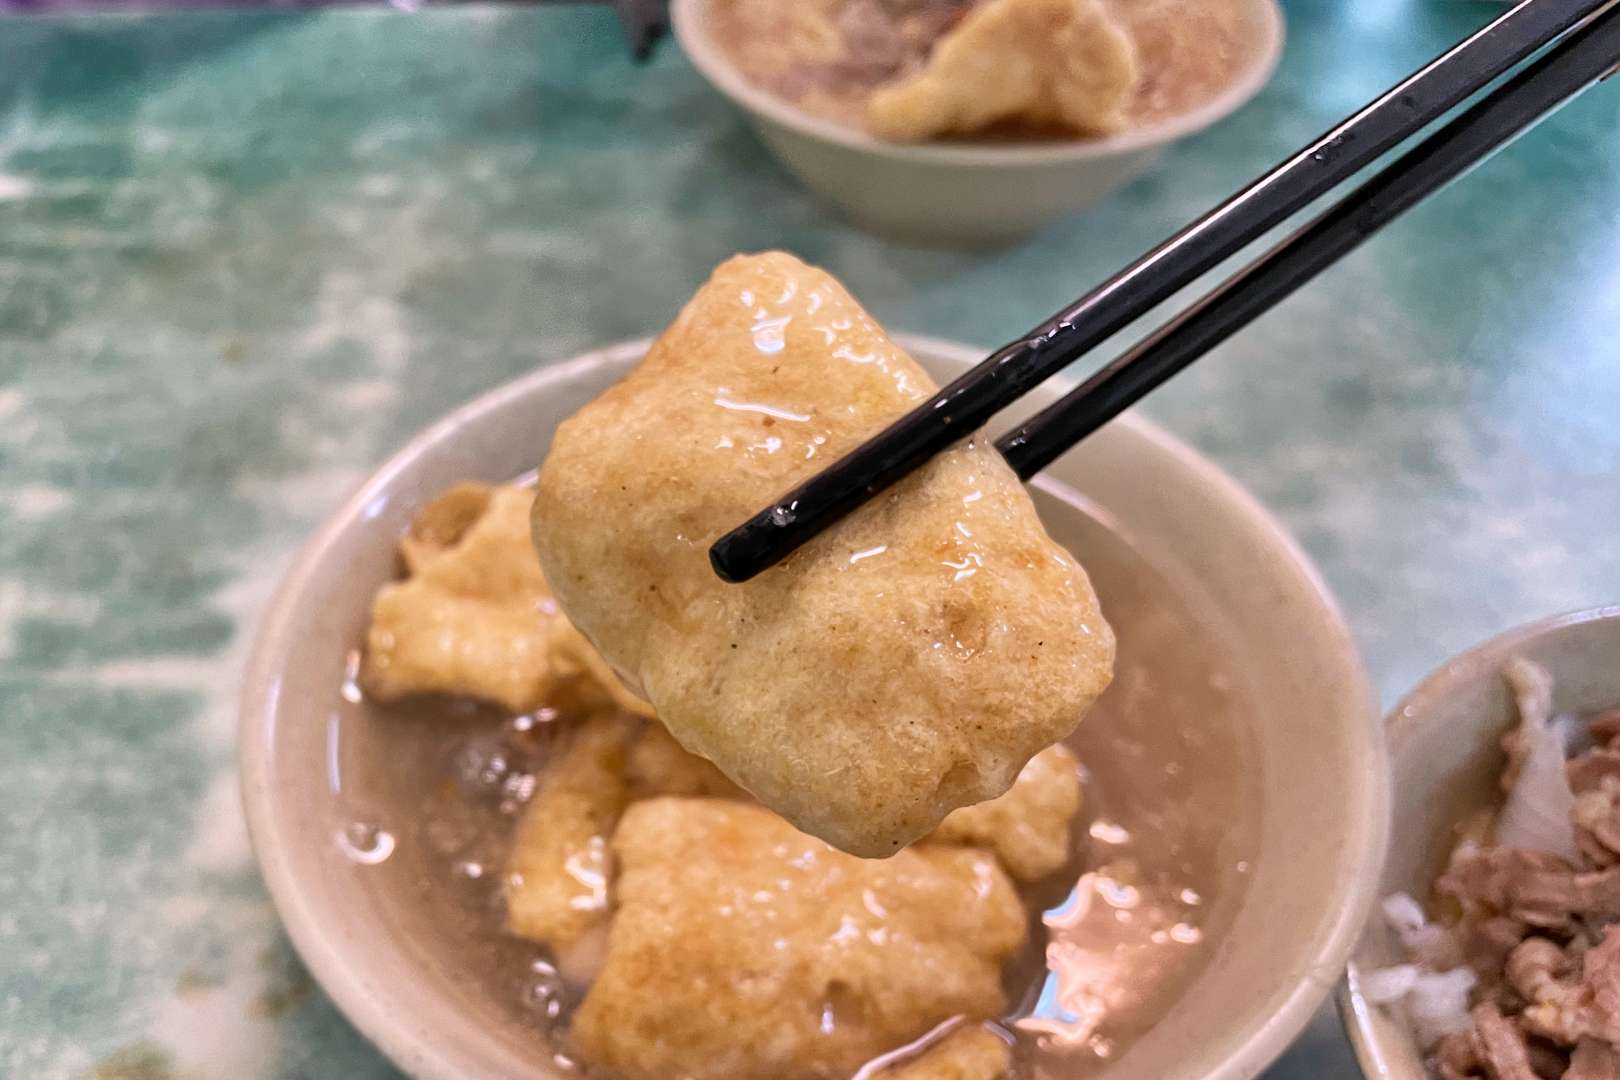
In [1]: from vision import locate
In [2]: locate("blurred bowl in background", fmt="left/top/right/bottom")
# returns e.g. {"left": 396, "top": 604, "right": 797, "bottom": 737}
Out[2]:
{"left": 672, "top": 0, "right": 1284, "bottom": 246}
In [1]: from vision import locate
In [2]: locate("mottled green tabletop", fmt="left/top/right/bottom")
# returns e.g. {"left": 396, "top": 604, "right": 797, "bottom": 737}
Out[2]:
{"left": 1, "top": 2, "right": 1616, "bottom": 1077}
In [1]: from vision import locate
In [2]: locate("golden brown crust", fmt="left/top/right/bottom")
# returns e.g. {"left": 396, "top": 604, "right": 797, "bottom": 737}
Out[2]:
{"left": 504, "top": 715, "right": 631, "bottom": 952}
{"left": 928, "top": 743, "right": 1081, "bottom": 881}
{"left": 397, "top": 482, "right": 500, "bottom": 573}
{"left": 361, "top": 484, "right": 652, "bottom": 715}
{"left": 866, "top": 0, "right": 1137, "bottom": 140}
{"left": 363, "top": 486, "right": 560, "bottom": 711}
{"left": 625, "top": 720, "right": 747, "bottom": 799}
{"left": 570, "top": 798, "right": 1025, "bottom": 1080}
{"left": 533, "top": 252, "right": 1113, "bottom": 856}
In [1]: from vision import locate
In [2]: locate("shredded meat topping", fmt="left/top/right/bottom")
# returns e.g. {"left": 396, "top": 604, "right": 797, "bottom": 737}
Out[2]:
{"left": 1372, "top": 660, "right": 1620, "bottom": 1078}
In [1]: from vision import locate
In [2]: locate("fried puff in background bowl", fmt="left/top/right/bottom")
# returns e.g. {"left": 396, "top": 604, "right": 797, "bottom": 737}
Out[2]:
{"left": 673, "top": 0, "right": 1284, "bottom": 245}
{"left": 242, "top": 260, "right": 1383, "bottom": 1079}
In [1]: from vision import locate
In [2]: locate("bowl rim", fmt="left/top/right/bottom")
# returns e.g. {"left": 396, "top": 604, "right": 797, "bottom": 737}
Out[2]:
{"left": 241, "top": 333, "right": 1382, "bottom": 1080}
{"left": 1336, "top": 604, "right": 1620, "bottom": 1080}
{"left": 669, "top": 0, "right": 1286, "bottom": 167}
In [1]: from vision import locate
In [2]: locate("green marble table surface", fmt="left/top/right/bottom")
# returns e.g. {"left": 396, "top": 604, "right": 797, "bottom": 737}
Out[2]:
{"left": 1, "top": 2, "right": 1616, "bottom": 1077}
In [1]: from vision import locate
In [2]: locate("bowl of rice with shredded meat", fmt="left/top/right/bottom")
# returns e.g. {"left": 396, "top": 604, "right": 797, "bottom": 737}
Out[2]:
{"left": 671, "top": 0, "right": 1283, "bottom": 244}
{"left": 1342, "top": 606, "right": 1620, "bottom": 1080}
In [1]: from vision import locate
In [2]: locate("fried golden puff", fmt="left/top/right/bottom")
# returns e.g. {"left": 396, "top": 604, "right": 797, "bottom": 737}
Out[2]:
{"left": 569, "top": 798, "right": 1026, "bottom": 1080}
{"left": 928, "top": 743, "right": 1082, "bottom": 882}
{"left": 506, "top": 717, "right": 742, "bottom": 963}
{"left": 877, "top": 1024, "right": 1013, "bottom": 1080}
{"left": 363, "top": 485, "right": 559, "bottom": 712}
{"left": 504, "top": 716, "right": 630, "bottom": 962}
{"left": 626, "top": 720, "right": 747, "bottom": 800}
{"left": 361, "top": 484, "right": 651, "bottom": 715}
{"left": 532, "top": 252, "right": 1114, "bottom": 857}
{"left": 866, "top": 0, "right": 1137, "bottom": 141}
{"left": 545, "top": 619, "right": 656, "bottom": 719}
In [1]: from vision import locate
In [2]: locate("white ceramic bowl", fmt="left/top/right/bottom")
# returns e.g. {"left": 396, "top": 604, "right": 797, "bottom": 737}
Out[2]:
{"left": 241, "top": 335, "right": 1384, "bottom": 1079}
{"left": 1341, "top": 607, "right": 1620, "bottom": 1079}
{"left": 672, "top": 0, "right": 1284, "bottom": 245}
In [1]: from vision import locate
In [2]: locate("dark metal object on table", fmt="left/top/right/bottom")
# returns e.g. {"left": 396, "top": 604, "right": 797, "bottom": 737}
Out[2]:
{"left": 708, "top": 0, "right": 1620, "bottom": 584}
{"left": 601, "top": 0, "right": 667, "bottom": 61}
{"left": 0, "top": 0, "right": 670, "bottom": 61}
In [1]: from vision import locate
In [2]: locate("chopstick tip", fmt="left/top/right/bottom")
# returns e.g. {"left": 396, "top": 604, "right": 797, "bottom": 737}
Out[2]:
{"left": 708, "top": 535, "right": 751, "bottom": 584}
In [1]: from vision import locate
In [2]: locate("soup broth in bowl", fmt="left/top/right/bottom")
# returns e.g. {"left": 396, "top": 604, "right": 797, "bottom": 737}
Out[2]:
{"left": 326, "top": 475, "right": 1259, "bottom": 1077}
{"left": 241, "top": 335, "right": 1382, "bottom": 1080}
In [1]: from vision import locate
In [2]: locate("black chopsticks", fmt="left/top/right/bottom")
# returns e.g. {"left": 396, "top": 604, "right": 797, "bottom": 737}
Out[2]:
{"left": 709, "top": 0, "right": 1620, "bottom": 584}
{"left": 1000, "top": 1, "right": 1620, "bottom": 480}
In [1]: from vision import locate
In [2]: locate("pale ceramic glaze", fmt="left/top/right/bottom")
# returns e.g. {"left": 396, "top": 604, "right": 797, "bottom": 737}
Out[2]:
{"left": 1341, "top": 607, "right": 1620, "bottom": 1080}
{"left": 240, "top": 336, "right": 1386, "bottom": 1080}
{"left": 670, "top": 0, "right": 1283, "bottom": 245}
